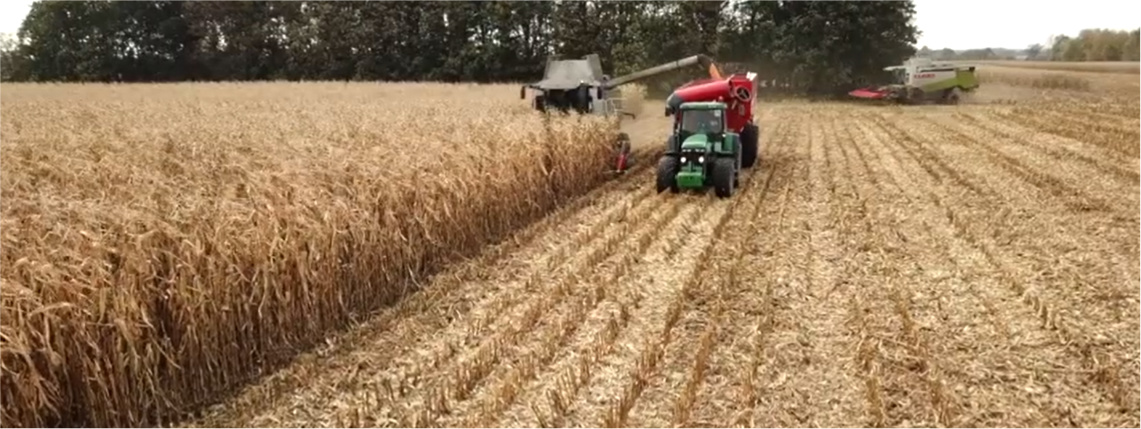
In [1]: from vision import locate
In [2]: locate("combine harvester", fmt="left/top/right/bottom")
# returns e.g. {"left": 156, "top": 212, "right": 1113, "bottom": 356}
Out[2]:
{"left": 521, "top": 54, "right": 731, "bottom": 174}
{"left": 849, "top": 57, "right": 979, "bottom": 104}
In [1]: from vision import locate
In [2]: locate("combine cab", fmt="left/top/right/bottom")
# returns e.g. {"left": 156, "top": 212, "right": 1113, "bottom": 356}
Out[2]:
{"left": 849, "top": 57, "right": 979, "bottom": 105}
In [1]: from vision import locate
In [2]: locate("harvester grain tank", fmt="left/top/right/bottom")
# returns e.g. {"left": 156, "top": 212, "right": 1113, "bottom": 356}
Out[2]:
{"left": 521, "top": 54, "right": 610, "bottom": 115}
{"left": 848, "top": 57, "right": 979, "bottom": 104}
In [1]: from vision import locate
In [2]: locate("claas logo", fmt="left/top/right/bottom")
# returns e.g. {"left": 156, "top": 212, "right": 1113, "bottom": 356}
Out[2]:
{"left": 915, "top": 73, "right": 936, "bottom": 78}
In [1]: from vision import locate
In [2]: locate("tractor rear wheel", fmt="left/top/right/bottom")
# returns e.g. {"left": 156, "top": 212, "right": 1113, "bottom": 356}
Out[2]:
{"left": 711, "top": 157, "right": 735, "bottom": 198}
{"left": 740, "top": 122, "right": 759, "bottom": 169}
{"left": 656, "top": 156, "right": 680, "bottom": 193}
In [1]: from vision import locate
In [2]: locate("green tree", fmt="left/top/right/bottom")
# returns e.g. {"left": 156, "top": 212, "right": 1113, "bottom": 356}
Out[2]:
{"left": 756, "top": 1, "right": 918, "bottom": 93}
{"left": 0, "top": 33, "right": 30, "bottom": 81}
{"left": 1125, "top": 30, "right": 1140, "bottom": 61}
{"left": 7, "top": 0, "right": 924, "bottom": 94}
{"left": 1048, "top": 28, "right": 1140, "bottom": 62}
{"left": 1025, "top": 43, "right": 1043, "bottom": 60}
{"left": 18, "top": 1, "right": 110, "bottom": 81}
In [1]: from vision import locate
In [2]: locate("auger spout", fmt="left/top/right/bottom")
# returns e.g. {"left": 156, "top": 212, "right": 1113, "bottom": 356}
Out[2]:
{"left": 603, "top": 55, "right": 723, "bottom": 90}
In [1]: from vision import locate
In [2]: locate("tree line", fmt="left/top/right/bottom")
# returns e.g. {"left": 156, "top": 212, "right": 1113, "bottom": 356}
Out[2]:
{"left": 917, "top": 47, "right": 1027, "bottom": 61}
{"left": 1049, "top": 28, "right": 1140, "bottom": 62}
{"left": 0, "top": 0, "right": 920, "bottom": 95}
{"left": 916, "top": 28, "right": 1141, "bottom": 62}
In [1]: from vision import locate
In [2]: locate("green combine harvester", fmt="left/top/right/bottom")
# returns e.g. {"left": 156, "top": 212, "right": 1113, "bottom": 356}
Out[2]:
{"left": 848, "top": 57, "right": 979, "bottom": 104}
{"left": 655, "top": 101, "right": 744, "bottom": 198}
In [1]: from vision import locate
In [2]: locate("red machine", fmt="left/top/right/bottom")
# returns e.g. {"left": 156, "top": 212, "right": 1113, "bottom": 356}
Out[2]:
{"left": 848, "top": 87, "right": 891, "bottom": 100}
{"left": 599, "top": 54, "right": 758, "bottom": 133}
{"left": 613, "top": 132, "right": 633, "bottom": 174}
{"left": 666, "top": 73, "right": 757, "bottom": 132}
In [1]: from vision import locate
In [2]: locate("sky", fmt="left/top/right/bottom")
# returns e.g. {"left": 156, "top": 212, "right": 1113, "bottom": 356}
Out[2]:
{"left": 0, "top": 0, "right": 31, "bottom": 38}
{"left": 0, "top": 0, "right": 1138, "bottom": 50}
{"left": 912, "top": 0, "right": 1140, "bottom": 49}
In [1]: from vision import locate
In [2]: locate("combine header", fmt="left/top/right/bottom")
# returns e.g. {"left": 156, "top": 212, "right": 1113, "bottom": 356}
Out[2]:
{"left": 849, "top": 57, "right": 979, "bottom": 104}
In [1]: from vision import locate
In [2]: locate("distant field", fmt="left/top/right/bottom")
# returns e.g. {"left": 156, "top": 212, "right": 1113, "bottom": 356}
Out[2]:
{"left": 976, "top": 61, "right": 1140, "bottom": 95}
{"left": 976, "top": 60, "right": 1140, "bottom": 74}
{"left": 187, "top": 89, "right": 1138, "bottom": 428}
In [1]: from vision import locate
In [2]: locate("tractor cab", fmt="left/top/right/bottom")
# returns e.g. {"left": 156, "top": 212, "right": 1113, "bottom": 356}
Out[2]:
{"left": 672, "top": 102, "right": 729, "bottom": 150}
{"left": 679, "top": 106, "right": 724, "bottom": 135}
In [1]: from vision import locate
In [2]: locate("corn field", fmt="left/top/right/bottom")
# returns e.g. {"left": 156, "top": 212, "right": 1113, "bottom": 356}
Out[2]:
{"left": 2, "top": 64, "right": 1139, "bottom": 428}
{"left": 0, "top": 83, "right": 616, "bottom": 427}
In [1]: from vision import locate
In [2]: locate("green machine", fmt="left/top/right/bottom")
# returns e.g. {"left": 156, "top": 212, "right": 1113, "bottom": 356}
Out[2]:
{"left": 848, "top": 57, "right": 980, "bottom": 104}
{"left": 655, "top": 101, "right": 743, "bottom": 198}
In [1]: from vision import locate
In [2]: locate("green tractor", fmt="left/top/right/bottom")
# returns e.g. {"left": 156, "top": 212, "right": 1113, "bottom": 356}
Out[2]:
{"left": 655, "top": 101, "right": 744, "bottom": 198}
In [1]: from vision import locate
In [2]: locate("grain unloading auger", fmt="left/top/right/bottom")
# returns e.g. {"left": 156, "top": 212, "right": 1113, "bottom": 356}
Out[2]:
{"left": 848, "top": 57, "right": 979, "bottom": 105}
{"left": 520, "top": 54, "right": 727, "bottom": 174}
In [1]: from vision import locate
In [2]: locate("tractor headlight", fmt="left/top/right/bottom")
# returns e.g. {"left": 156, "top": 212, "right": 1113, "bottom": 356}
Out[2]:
{"left": 680, "top": 156, "right": 688, "bottom": 164}
{"left": 698, "top": 156, "right": 705, "bottom": 164}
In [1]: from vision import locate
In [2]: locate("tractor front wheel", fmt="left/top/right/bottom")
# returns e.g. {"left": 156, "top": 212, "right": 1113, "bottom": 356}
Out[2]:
{"left": 711, "top": 158, "right": 735, "bottom": 198}
{"left": 740, "top": 122, "right": 759, "bottom": 169}
{"left": 656, "top": 156, "right": 680, "bottom": 193}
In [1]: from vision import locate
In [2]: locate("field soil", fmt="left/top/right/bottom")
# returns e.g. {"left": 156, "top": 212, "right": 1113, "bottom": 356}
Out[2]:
{"left": 187, "top": 98, "right": 1140, "bottom": 427}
